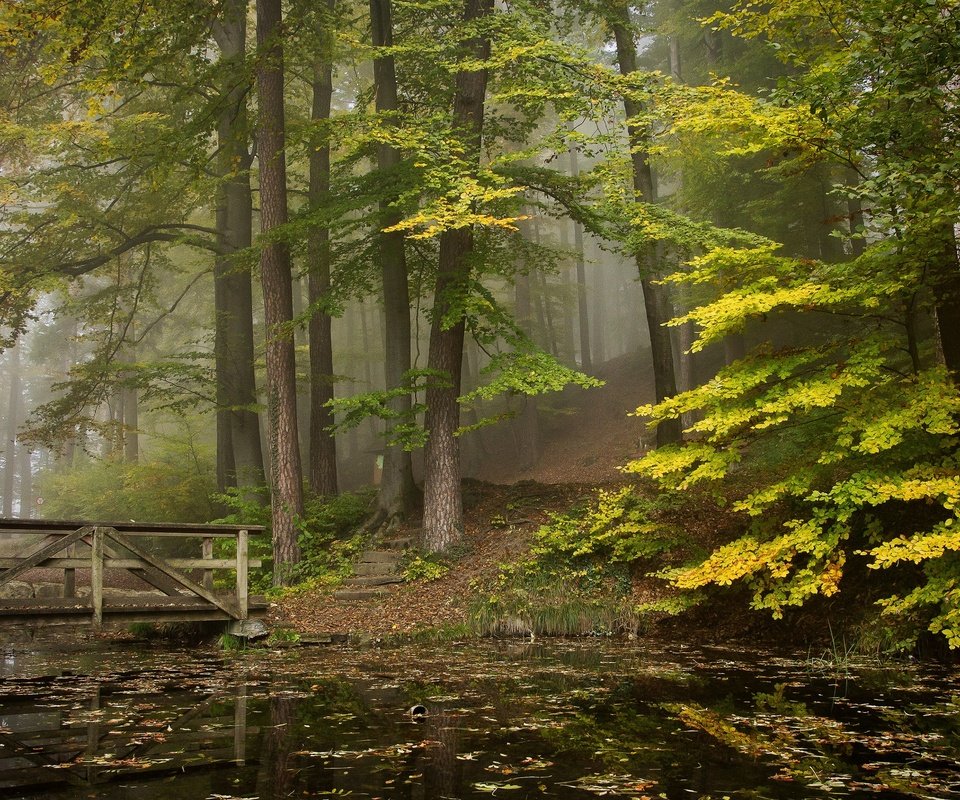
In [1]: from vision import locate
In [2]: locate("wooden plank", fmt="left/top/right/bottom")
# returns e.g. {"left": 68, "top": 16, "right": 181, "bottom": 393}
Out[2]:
{"left": 0, "top": 558, "right": 261, "bottom": 569}
{"left": 0, "top": 527, "right": 92, "bottom": 587}
{"left": 103, "top": 530, "right": 239, "bottom": 618}
{"left": 91, "top": 528, "right": 104, "bottom": 629}
{"left": 0, "top": 518, "right": 264, "bottom": 535}
{"left": 236, "top": 529, "right": 248, "bottom": 620}
{"left": 0, "top": 594, "right": 267, "bottom": 611}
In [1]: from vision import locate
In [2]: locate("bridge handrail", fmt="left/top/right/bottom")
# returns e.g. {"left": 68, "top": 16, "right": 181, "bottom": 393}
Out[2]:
{"left": 0, "top": 518, "right": 266, "bottom": 537}
{"left": 0, "top": 518, "right": 267, "bottom": 626}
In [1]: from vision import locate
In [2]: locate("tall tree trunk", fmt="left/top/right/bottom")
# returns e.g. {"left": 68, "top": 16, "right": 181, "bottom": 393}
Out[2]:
{"left": 257, "top": 0, "right": 304, "bottom": 585}
{"left": 122, "top": 334, "right": 138, "bottom": 463}
{"left": 308, "top": 2, "right": 339, "bottom": 497}
{"left": 557, "top": 219, "right": 577, "bottom": 364}
{"left": 591, "top": 246, "right": 606, "bottom": 364}
{"left": 514, "top": 217, "right": 541, "bottom": 469}
{"left": 212, "top": 0, "right": 265, "bottom": 494}
{"left": 18, "top": 445, "right": 32, "bottom": 519}
{"left": 936, "top": 228, "right": 960, "bottom": 381}
{"left": 422, "top": 0, "right": 493, "bottom": 552}
{"left": 3, "top": 344, "right": 21, "bottom": 517}
{"left": 123, "top": 385, "right": 138, "bottom": 463}
{"left": 568, "top": 143, "right": 592, "bottom": 371}
{"left": 371, "top": 0, "right": 418, "bottom": 521}
{"left": 611, "top": 7, "right": 682, "bottom": 446}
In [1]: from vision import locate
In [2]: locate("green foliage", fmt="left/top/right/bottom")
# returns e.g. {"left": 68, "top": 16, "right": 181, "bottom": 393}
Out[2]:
{"left": 214, "top": 487, "right": 376, "bottom": 590}
{"left": 531, "top": 486, "right": 689, "bottom": 564}
{"left": 623, "top": 0, "right": 960, "bottom": 648}
{"left": 462, "top": 345, "right": 604, "bottom": 402}
{"left": 295, "top": 490, "right": 378, "bottom": 582}
{"left": 35, "top": 440, "right": 218, "bottom": 523}
{"left": 266, "top": 627, "right": 302, "bottom": 647}
{"left": 471, "top": 487, "right": 693, "bottom": 635}
{"left": 403, "top": 552, "right": 450, "bottom": 583}
{"left": 218, "top": 633, "right": 245, "bottom": 652}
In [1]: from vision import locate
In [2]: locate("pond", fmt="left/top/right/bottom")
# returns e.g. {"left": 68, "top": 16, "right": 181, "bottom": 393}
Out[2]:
{"left": 1, "top": 637, "right": 959, "bottom": 799}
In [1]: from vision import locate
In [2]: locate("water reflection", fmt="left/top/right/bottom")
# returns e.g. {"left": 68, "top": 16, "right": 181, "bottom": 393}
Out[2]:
{"left": 0, "top": 641, "right": 959, "bottom": 799}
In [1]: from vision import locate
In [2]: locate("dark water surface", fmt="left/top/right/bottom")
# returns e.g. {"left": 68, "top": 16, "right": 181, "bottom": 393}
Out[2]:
{"left": 1, "top": 638, "right": 959, "bottom": 799}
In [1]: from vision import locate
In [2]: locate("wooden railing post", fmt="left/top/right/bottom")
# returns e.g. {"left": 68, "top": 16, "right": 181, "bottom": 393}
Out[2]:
{"left": 91, "top": 527, "right": 104, "bottom": 629}
{"left": 202, "top": 536, "right": 214, "bottom": 591}
{"left": 236, "top": 529, "right": 248, "bottom": 620}
{"left": 64, "top": 543, "right": 76, "bottom": 598}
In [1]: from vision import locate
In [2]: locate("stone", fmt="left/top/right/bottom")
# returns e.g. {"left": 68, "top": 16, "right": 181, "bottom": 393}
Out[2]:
{"left": 0, "top": 581, "right": 33, "bottom": 599}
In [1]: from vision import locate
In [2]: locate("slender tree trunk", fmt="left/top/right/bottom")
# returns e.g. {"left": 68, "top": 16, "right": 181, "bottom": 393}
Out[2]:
{"left": 591, "top": 247, "right": 606, "bottom": 364}
{"left": 257, "top": 0, "right": 304, "bottom": 585}
{"left": 371, "top": 0, "right": 418, "bottom": 520}
{"left": 568, "top": 143, "right": 592, "bottom": 371}
{"left": 123, "top": 385, "right": 138, "bottom": 463}
{"left": 701, "top": 16, "right": 746, "bottom": 370}
{"left": 514, "top": 219, "right": 541, "bottom": 469}
{"left": 3, "top": 344, "right": 21, "bottom": 517}
{"left": 936, "top": 228, "right": 960, "bottom": 381}
{"left": 61, "top": 317, "right": 78, "bottom": 471}
{"left": 422, "top": 0, "right": 493, "bottom": 552}
{"left": 212, "top": 0, "right": 265, "bottom": 494}
{"left": 308, "top": 3, "right": 339, "bottom": 497}
{"left": 18, "top": 445, "right": 32, "bottom": 519}
{"left": 611, "top": 7, "right": 682, "bottom": 446}
{"left": 557, "top": 220, "right": 577, "bottom": 364}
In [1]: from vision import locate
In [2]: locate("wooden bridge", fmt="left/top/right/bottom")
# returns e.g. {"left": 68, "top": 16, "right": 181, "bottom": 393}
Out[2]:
{"left": 0, "top": 519, "right": 267, "bottom": 629}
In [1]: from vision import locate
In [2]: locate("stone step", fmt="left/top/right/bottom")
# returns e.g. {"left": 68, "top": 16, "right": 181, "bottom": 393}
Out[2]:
{"left": 343, "top": 575, "right": 403, "bottom": 587}
{"left": 355, "top": 561, "right": 399, "bottom": 577}
{"left": 360, "top": 550, "right": 404, "bottom": 564}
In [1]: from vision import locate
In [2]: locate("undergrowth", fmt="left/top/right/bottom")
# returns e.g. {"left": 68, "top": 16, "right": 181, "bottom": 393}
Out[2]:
{"left": 213, "top": 487, "right": 377, "bottom": 591}
{"left": 470, "top": 486, "right": 696, "bottom": 636}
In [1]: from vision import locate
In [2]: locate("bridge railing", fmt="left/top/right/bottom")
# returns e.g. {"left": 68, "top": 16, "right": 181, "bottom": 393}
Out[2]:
{"left": 0, "top": 519, "right": 267, "bottom": 627}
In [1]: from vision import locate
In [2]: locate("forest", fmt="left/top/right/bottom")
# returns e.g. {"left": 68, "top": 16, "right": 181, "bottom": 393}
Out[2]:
{"left": 1, "top": 0, "right": 959, "bottom": 651}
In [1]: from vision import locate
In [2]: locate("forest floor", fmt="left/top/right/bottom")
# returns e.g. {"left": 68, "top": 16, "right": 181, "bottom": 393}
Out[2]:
{"left": 273, "top": 352, "right": 772, "bottom": 644}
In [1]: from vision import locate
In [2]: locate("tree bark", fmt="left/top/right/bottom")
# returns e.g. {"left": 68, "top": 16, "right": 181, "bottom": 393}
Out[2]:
{"left": 257, "top": 0, "right": 304, "bottom": 585}
{"left": 18, "top": 445, "right": 32, "bottom": 519}
{"left": 611, "top": 7, "right": 682, "bottom": 446}
{"left": 123, "top": 381, "right": 138, "bottom": 463}
{"left": 308, "top": 1, "right": 339, "bottom": 498}
{"left": 514, "top": 220, "right": 540, "bottom": 469}
{"left": 212, "top": 0, "right": 265, "bottom": 494}
{"left": 936, "top": 228, "right": 960, "bottom": 381}
{"left": 568, "top": 142, "right": 592, "bottom": 371}
{"left": 371, "top": 0, "right": 418, "bottom": 520}
{"left": 422, "top": 0, "right": 493, "bottom": 552}
{"left": 3, "top": 344, "right": 21, "bottom": 517}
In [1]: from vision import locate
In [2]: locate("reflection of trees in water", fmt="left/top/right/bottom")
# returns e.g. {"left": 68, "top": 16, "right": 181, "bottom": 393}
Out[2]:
{"left": 256, "top": 695, "right": 298, "bottom": 800}
{"left": 424, "top": 707, "right": 459, "bottom": 798}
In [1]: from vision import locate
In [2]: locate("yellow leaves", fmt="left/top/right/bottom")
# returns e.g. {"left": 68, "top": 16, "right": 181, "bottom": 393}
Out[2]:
{"left": 819, "top": 553, "right": 845, "bottom": 596}
{"left": 867, "top": 522, "right": 960, "bottom": 569}
{"left": 384, "top": 180, "right": 524, "bottom": 240}
{"left": 622, "top": 442, "right": 739, "bottom": 489}
{"left": 678, "top": 283, "right": 827, "bottom": 352}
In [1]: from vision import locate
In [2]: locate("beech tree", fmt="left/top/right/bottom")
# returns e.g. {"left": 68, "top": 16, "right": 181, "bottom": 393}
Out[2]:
{"left": 256, "top": 0, "right": 304, "bottom": 584}
{"left": 212, "top": 0, "right": 266, "bottom": 494}
{"left": 306, "top": 0, "right": 339, "bottom": 498}
{"left": 626, "top": 0, "right": 960, "bottom": 647}
{"left": 370, "top": 0, "right": 418, "bottom": 522}
{"left": 421, "top": 0, "right": 495, "bottom": 551}
{"left": 605, "top": 1, "right": 681, "bottom": 447}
